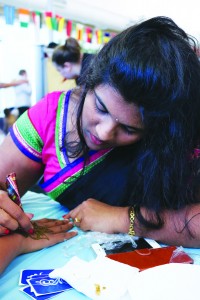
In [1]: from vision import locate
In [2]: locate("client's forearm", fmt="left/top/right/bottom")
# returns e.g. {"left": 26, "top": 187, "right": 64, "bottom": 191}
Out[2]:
{"left": 0, "top": 234, "right": 23, "bottom": 274}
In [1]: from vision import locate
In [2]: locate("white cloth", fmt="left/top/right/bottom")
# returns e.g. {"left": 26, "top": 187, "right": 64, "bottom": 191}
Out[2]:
{"left": 50, "top": 256, "right": 139, "bottom": 300}
{"left": 14, "top": 75, "right": 32, "bottom": 107}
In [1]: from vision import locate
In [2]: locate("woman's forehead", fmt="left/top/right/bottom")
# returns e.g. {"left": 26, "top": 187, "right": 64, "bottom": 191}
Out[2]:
{"left": 93, "top": 85, "right": 144, "bottom": 128}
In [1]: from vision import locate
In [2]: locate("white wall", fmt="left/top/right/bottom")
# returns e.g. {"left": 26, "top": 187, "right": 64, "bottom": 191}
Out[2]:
{"left": 0, "top": 13, "right": 101, "bottom": 116}
{"left": 0, "top": 16, "right": 67, "bottom": 116}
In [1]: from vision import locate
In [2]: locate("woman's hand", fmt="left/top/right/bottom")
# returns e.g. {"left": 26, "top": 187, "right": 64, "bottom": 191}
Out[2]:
{"left": 63, "top": 199, "right": 130, "bottom": 234}
{"left": 0, "top": 190, "right": 34, "bottom": 236}
{"left": 0, "top": 218, "right": 77, "bottom": 274}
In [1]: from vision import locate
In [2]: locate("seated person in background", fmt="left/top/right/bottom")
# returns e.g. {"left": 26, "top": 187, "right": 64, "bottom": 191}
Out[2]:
{"left": 1, "top": 16, "right": 200, "bottom": 258}
{"left": 52, "top": 37, "right": 94, "bottom": 85}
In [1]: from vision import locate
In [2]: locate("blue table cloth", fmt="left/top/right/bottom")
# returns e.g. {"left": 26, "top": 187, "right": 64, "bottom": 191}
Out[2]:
{"left": 1, "top": 192, "right": 200, "bottom": 300}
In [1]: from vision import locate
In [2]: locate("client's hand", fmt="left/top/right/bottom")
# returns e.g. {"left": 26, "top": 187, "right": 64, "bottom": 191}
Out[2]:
{"left": 0, "top": 218, "right": 77, "bottom": 274}
{"left": 63, "top": 199, "right": 129, "bottom": 234}
{"left": 21, "top": 218, "right": 77, "bottom": 253}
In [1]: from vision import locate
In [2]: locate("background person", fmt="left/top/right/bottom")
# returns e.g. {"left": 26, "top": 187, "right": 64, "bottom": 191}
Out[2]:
{"left": 0, "top": 76, "right": 31, "bottom": 133}
{"left": 0, "top": 79, "right": 28, "bottom": 89}
{"left": 52, "top": 37, "right": 94, "bottom": 85}
{"left": 13, "top": 69, "right": 32, "bottom": 116}
{"left": 2, "top": 70, "right": 32, "bottom": 132}
{"left": 45, "top": 41, "right": 76, "bottom": 93}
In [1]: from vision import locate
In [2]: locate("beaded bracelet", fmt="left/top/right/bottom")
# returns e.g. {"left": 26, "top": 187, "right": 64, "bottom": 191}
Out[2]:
{"left": 128, "top": 206, "right": 135, "bottom": 236}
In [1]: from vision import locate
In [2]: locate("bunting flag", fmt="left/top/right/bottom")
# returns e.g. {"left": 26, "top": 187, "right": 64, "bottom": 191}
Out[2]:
{"left": 32, "top": 11, "right": 42, "bottom": 29}
{"left": 51, "top": 16, "right": 58, "bottom": 30}
{"left": 96, "top": 29, "right": 103, "bottom": 44}
{"left": 51, "top": 15, "right": 65, "bottom": 32}
{"left": 103, "top": 32, "right": 111, "bottom": 44}
{"left": 45, "top": 11, "right": 53, "bottom": 30}
{"left": 18, "top": 8, "right": 30, "bottom": 28}
{"left": 3, "top": 5, "right": 15, "bottom": 25}
{"left": 57, "top": 15, "right": 65, "bottom": 32}
{"left": 66, "top": 20, "right": 72, "bottom": 37}
{"left": 72, "top": 21, "right": 77, "bottom": 36}
{"left": 3, "top": 6, "right": 117, "bottom": 45}
{"left": 85, "top": 27, "right": 93, "bottom": 43}
{"left": 76, "top": 23, "right": 84, "bottom": 41}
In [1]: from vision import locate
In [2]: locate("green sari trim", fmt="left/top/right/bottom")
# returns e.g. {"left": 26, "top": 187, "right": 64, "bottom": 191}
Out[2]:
{"left": 47, "top": 152, "right": 109, "bottom": 199}
{"left": 16, "top": 111, "right": 43, "bottom": 152}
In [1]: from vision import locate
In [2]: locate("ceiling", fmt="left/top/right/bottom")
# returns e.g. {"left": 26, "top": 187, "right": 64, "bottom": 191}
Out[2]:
{"left": 1, "top": 0, "right": 200, "bottom": 38}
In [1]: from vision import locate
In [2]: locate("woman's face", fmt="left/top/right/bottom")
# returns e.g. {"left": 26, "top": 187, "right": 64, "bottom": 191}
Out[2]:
{"left": 54, "top": 62, "right": 75, "bottom": 79}
{"left": 82, "top": 84, "right": 144, "bottom": 150}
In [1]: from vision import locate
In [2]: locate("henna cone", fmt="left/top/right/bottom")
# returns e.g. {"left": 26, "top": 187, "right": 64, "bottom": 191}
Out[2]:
{"left": 3, "top": 172, "right": 51, "bottom": 240}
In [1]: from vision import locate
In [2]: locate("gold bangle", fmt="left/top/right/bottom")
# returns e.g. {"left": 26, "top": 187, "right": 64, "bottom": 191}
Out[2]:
{"left": 128, "top": 206, "right": 135, "bottom": 236}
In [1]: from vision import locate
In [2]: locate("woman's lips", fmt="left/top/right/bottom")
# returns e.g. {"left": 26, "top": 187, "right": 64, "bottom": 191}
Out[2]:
{"left": 89, "top": 133, "right": 103, "bottom": 145}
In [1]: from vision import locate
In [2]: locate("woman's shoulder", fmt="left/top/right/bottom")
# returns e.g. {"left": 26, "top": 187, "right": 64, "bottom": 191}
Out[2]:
{"left": 28, "top": 91, "right": 68, "bottom": 123}
{"left": 45, "top": 90, "right": 66, "bottom": 103}
{"left": 32, "top": 89, "right": 79, "bottom": 116}
{"left": 37, "top": 90, "right": 70, "bottom": 111}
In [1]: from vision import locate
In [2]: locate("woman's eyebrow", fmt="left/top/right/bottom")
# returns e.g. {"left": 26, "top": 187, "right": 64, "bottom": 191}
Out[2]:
{"left": 94, "top": 90, "right": 144, "bottom": 132}
{"left": 94, "top": 90, "right": 108, "bottom": 111}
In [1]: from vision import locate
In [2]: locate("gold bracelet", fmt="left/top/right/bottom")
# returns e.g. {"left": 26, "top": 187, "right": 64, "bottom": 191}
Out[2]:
{"left": 128, "top": 206, "right": 135, "bottom": 236}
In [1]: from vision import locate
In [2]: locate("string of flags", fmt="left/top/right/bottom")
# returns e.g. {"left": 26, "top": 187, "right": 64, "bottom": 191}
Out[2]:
{"left": 2, "top": 5, "right": 117, "bottom": 44}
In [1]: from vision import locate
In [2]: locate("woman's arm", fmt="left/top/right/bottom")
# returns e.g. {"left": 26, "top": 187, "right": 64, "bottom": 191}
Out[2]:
{"left": 64, "top": 199, "right": 200, "bottom": 248}
{"left": 0, "top": 80, "right": 28, "bottom": 88}
{"left": 0, "top": 134, "right": 43, "bottom": 194}
{"left": 0, "top": 218, "right": 77, "bottom": 275}
{"left": 134, "top": 205, "right": 200, "bottom": 248}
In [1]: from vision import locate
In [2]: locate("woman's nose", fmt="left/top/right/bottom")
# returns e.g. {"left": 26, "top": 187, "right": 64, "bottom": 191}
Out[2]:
{"left": 96, "top": 119, "right": 117, "bottom": 141}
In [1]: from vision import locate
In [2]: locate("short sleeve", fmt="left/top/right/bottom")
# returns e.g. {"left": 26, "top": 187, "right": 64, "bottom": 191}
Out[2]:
{"left": 10, "top": 91, "right": 62, "bottom": 162}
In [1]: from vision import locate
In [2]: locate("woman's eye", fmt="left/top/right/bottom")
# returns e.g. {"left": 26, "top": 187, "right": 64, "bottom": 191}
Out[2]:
{"left": 121, "top": 125, "right": 136, "bottom": 135}
{"left": 95, "top": 99, "right": 107, "bottom": 113}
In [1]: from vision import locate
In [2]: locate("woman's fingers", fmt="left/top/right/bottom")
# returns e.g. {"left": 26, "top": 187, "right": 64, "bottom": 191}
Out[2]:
{"left": 0, "top": 224, "right": 10, "bottom": 235}
{"left": 0, "top": 208, "right": 19, "bottom": 231}
{"left": 0, "top": 191, "right": 33, "bottom": 234}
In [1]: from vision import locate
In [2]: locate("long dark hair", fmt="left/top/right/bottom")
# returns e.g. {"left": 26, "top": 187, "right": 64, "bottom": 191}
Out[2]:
{"left": 67, "top": 16, "right": 200, "bottom": 227}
